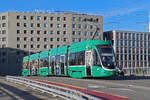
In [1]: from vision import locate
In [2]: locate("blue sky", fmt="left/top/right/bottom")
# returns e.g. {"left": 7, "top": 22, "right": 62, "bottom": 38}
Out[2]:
{"left": 1, "top": 0, "right": 150, "bottom": 32}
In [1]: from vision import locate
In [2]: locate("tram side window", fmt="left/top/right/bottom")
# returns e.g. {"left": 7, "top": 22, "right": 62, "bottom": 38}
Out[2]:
{"left": 23, "top": 61, "right": 29, "bottom": 69}
{"left": 40, "top": 58, "right": 48, "bottom": 68}
{"left": 69, "top": 51, "right": 85, "bottom": 66}
{"left": 93, "top": 50, "right": 100, "bottom": 65}
{"left": 56, "top": 55, "right": 60, "bottom": 66}
{"left": 50, "top": 56, "right": 55, "bottom": 67}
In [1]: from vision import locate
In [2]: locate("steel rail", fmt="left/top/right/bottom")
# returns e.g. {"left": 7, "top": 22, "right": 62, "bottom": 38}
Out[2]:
{"left": 6, "top": 76, "right": 100, "bottom": 100}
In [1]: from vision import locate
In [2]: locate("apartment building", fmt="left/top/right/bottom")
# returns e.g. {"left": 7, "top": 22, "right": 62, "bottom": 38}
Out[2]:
{"left": 0, "top": 11, "right": 103, "bottom": 75}
{"left": 104, "top": 30, "right": 150, "bottom": 75}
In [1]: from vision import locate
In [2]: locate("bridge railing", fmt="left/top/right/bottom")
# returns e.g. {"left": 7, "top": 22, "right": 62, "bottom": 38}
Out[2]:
{"left": 6, "top": 76, "right": 100, "bottom": 100}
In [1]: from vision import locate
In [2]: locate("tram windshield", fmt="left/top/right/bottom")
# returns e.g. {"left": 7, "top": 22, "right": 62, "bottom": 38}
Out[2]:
{"left": 96, "top": 45, "right": 116, "bottom": 69}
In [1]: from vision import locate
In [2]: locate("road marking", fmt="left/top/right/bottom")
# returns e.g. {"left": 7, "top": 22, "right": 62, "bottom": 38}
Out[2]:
{"left": 88, "top": 84, "right": 105, "bottom": 88}
{"left": 66, "top": 77, "right": 150, "bottom": 91}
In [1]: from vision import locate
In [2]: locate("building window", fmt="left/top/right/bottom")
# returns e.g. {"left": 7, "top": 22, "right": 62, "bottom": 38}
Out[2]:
{"left": 63, "top": 17, "right": 66, "bottom": 21}
{"left": 90, "top": 25, "right": 93, "bottom": 29}
{"left": 50, "top": 24, "right": 53, "bottom": 28}
{"left": 30, "top": 37, "right": 33, "bottom": 41}
{"left": 64, "top": 38, "right": 66, "bottom": 42}
{"left": 24, "top": 23, "right": 27, "bottom": 27}
{"left": 57, "top": 24, "right": 61, "bottom": 28}
{"left": 44, "top": 16, "right": 47, "bottom": 20}
{"left": 31, "top": 44, "right": 34, "bottom": 48}
{"left": 96, "top": 32, "right": 99, "bottom": 36}
{"left": 50, "top": 45, "right": 53, "bottom": 48}
{"left": 24, "top": 44, "right": 27, "bottom": 48}
{"left": 17, "top": 30, "right": 20, "bottom": 34}
{"left": 144, "top": 34, "right": 147, "bottom": 40}
{"left": 63, "top": 24, "right": 66, "bottom": 28}
{"left": 37, "top": 30, "right": 41, "bottom": 34}
{"left": 2, "top": 44, "right": 6, "bottom": 48}
{"left": 50, "top": 31, "right": 54, "bottom": 34}
{"left": 57, "top": 17, "right": 60, "bottom": 21}
{"left": 44, "top": 23, "right": 47, "bottom": 28}
{"left": 2, "top": 16, "right": 6, "bottom": 20}
{"left": 30, "top": 16, "right": 34, "bottom": 20}
{"left": 72, "top": 17, "right": 75, "bottom": 21}
{"left": 78, "top": 17, "right": 81, "bottom": 21}
{"left": 2, "top": 30, "right": 6, "bottom": 34}
{"left": 44, "top": 44, "right": 47, "bottom": 49}
{"left": 128, "top": 33, "right": 131, "bottom": 40}
{"left": 2, "top": 37, "right": 6, "bottom": 42}
{"left": 2, "top": 58, "right": 6, "bottom": 63}
{"left": 44, "top": 38, "right": 47, "bottom": 42}
{"left": 37, "top": 16, "right": 41, "bottom": 20}
{"left": 16, "top": 15, "right": 20, "bottom": 19}
{"left": 37, "top": 44, "right": 40, "bottom": 48}
{"left": 44, "top": 31, "right": 47, "bottom": 34}
{"left": 17, "top": 23, "right": 20, "bottom": 27}
{"left": 37, "top": 23, "right": 41, "bottom": 27}
{"left": 140, "top": 34, "right": 143, "bottom": 40}
{"left": 17, "top": 44, "right": 20, "bottom": 48}
{"left": 2, "top": 52, "right": 6, "bottom": 56}
{"left": 72, "top": 31, "right": 75, "bottom": 35}
{"left": 31, "top": 23, "right": 34, "bottom": 27}
{"left": 31, "top": 30, "right": 34, "bottom": 34}
{"left": 17, "top": 37, "right": 20, "bottom": 41}
{"left": 90, "top": 32, "right": 93, "bottom": 36}
{"left": 57, "top": 31, "right": 60, "bottom": 34}
{"left": 24, "top": 37, "right": 27, "bottom": 41}
{"left": 37, "top": 37, "right": 40, "bottom": 41}
{"left": 78, "top": 31, "right": 81, "bottom": 35}
{"left": 84, "top": 24, "right": 87, "bottom": 29}
{"left": 72, "top": 38, "right": 75, "bottom": 42}
{"left": 2, "top": 23, "right": 6, "bottom": 27}
{"left": 50, "top": 17, "right": 53, "bottom": 21}
{"left": 50, "top": 38, "right": 53, "bottom": 41}
{"left": 84, "top": 31, "right": 87, "bottom": 36}
{"left": 63, "top": 31, "right": 66, "bottom": 35}
{"left": 132, "top": 33, "right": 135, "bottom": 40}
{"left": 78, "top": 24, "right": 81, "bottom": 28}
{"left": 24, "top": 30, "right": 27, "bottom": 34}
{"left": 57, "top": 38, "right": 60, "bottom": 41}
{"left": 72, "top": 24, "right": 75, "bottom": 28}
{"left": 24, "top": 16, "right": 27, "bottom": 20}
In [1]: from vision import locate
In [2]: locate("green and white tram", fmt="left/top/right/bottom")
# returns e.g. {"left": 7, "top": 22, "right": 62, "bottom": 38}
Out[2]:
{"left": 22, "top": 40, "right": 117, "bottom": 78}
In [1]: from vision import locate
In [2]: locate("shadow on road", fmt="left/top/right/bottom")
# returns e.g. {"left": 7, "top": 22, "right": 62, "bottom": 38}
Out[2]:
{"left": 0, "top": 82, "right": 42, "bottom": 100}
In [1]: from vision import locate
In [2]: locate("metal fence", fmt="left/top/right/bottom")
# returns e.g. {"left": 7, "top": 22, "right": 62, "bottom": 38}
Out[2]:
{"left": 123, "top": 67, "right": 150, "bottom": 76}
{"left": 6, "top": 76, "right": 100, "bottom": 100}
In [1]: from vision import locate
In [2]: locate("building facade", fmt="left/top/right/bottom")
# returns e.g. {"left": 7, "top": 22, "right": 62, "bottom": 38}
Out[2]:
{"left": 0, "top": 12, "right": 103, "bottom": 75}
{"left": 104, "top": 30, "right": 150, "bottom": 75}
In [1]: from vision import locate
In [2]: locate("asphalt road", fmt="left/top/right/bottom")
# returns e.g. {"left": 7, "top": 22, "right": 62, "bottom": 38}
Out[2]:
{"left": 27, "top": 76, "right": 150, "bottom": 100}
{"left": 0, "top": 77, "right": 64, "bottom": 100}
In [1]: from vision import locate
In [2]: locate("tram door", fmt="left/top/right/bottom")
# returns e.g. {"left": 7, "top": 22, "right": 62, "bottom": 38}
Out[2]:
{"left": 85, "top": 50, "right": 93, "bottom": 76}
{"left": 50, "top": 56, "right": 55, "bottom": 75}
{"left": 60, "top": 55, "right": 65, "bottom": 75}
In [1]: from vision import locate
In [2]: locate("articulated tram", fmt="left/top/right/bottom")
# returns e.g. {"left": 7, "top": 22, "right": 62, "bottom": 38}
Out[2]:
{"left": 22, "top": 40, "right": 117, "bottom": 78}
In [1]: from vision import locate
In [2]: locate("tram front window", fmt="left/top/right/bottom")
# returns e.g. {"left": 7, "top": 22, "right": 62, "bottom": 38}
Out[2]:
{"left": 96, "top": 45, "right": 116, "bottom": 69}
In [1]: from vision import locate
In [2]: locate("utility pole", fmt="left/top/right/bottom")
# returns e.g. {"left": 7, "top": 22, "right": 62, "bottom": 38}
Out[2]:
{"left": 83, "top": 18, "right": 101, "bottom": 40}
